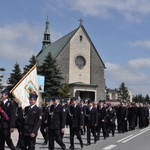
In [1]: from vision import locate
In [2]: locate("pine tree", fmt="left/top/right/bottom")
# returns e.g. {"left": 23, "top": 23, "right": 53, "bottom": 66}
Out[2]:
{"left": 38, "top": 52, "right": 63, "bottom": 97}
{"left": 58, "top": 83, "right": 71, "bottom": 99}
{"left": 145, "top": 94, "right": 150, "bottom": 104}
{"left": 117, "top": 82, "right": 130, "bottom": 101}
{"left": 8, "top": 62, "right": 22, "bottom": 90}
{"left": 23, "top": 55, "right": 37, "bottom": 75}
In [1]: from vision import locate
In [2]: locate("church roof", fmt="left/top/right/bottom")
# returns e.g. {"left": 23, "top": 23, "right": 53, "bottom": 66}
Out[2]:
{"left": 36, "top": 28, "right": 78, "bottom": 65}
{"left": 37, "top": 23, "right": 105, "bottom": 68}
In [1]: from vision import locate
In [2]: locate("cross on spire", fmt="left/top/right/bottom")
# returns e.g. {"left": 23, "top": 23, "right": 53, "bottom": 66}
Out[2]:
{"left": 79, "top": 18, "right": 83, "bottom": 26}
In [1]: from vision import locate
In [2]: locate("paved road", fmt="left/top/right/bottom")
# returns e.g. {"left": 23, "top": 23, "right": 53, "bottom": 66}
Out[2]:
{"left": 6, "top": 126, "right": 150, "bottom": 150}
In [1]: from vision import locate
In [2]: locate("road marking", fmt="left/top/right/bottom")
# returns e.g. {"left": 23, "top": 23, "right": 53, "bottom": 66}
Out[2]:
{"left": 122, "top": 127, "right": 150, "bottom": 143}
{"left": 103, "top": 145, "right": 117, "bottom": 150}
{"left": 117, "top": 134, "right": 134, "bottom": 142}
{"left": 140, "top": 127, "right": 150, "bottom": 132}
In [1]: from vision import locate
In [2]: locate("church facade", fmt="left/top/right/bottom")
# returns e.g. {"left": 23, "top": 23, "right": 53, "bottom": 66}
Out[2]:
{"left": 36, "top": 18, "right": 106, "bottom": 101}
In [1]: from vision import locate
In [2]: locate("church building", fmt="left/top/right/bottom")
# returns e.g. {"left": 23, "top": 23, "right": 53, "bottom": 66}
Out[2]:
{"left": 36, "top": 18, "right": 106, "bottom": 101}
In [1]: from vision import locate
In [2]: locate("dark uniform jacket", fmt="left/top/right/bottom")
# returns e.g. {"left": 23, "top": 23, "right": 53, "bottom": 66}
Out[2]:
{"left": 107, "top": 108, "right": 116, "bottom": 123}
{"left": 67, "top": 105, "right": 84, "bottom": 128}
{"left": 48, "top": 103, "right": 66, "bottom": 129}
{"left": 84, "top": 107, "right": 98, "bottom": 126}
{"left": 21, "top": 105, "right": 42, "bottom": 136}
{"left": 41, "top": 105, "right": 49, "bottom": 126}
{"left": 0, "top": 99, "right": 16, "bottom": 129}
{"left": 97, "top": 106, "right": 107, "bottom": 123}
{"left": 117, "top": 106, "right": 128, "bottom": 120}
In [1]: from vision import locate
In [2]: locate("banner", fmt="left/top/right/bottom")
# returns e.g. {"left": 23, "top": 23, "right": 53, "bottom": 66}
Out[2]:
{"left": 11, "top": 64, "right": 41, "bottom": 109}
{"left": 37, "top": 75, "right": 45, "bottom": 93}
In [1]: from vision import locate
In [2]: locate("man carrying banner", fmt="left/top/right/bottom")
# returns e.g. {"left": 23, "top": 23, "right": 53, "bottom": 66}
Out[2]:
{"left": 20, "top": 93, "right": 42, "bottom": 150}
{"left": 0, "top": 89, "right": 16, "bottom": 150}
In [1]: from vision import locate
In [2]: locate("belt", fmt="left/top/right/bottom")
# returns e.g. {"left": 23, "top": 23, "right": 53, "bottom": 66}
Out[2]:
{"left": 24, "top": 125, "right": 33, "bottom": 129}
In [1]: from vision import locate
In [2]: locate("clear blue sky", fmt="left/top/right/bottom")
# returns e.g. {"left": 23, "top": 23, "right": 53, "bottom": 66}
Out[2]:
{"left": 0, "top": 0, "right": 150, "bottom": 96}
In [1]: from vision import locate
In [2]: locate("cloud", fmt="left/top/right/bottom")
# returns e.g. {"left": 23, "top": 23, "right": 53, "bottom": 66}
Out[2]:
{"left": 0, "top": 22, "right": 63, "bottom": 63}
{"left": 50, "top": 0, "right": 150, "bottom": 21}
{"left": 129, "top": 40, "right": 150, "bottom": 49}
{"left": 0, "top": 22, "right": 42, "bottom": 61}
{"left": 128, "top": 57, "right": 150, "bottom": 69}
{"left": 105, "top": 62, "right": 147, "bottom": 84}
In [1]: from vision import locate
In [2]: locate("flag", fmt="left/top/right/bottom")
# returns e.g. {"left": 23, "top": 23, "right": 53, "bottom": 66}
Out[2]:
{"left": 10, "top": 64, "right": 41, "bottom": 109}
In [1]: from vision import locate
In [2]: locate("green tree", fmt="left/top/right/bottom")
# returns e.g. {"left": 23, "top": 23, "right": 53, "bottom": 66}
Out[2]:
{"left": 117, "top": 82, "right": 130, "bottom": 101}
{"left": 8, "top": 62, "right": 22, "bottom": 90}
{"left": 145, "top": 94, "right": 150, "bottom": 104}
{"left": 0, "top": 68, "right": 6, "bottom": 88}
{"left": 38, "top": 52, "right": 63, "bottom": 98}
{"left": 23, "top": 55, "right": 37, "bottom": 75}
{"left": 132, "top": 94, "right": 145, "bottom": 103}
{"left": 58, "top": 83, "right": 71, "bottom": 99}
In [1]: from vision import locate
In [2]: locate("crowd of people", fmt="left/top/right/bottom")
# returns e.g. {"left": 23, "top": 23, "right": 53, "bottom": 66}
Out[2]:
{"left": 0, "top": 89, "right": 150, "bottom": 150}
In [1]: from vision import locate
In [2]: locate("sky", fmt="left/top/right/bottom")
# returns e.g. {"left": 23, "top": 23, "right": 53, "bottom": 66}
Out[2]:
{"left": 0, "top": 0, "right": 150, "bottom": 96}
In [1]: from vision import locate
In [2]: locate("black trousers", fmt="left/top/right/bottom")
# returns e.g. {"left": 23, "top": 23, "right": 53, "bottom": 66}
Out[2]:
{"left": 48, "top": 129, "right": 66, "bottom": 150}
{"left": 87, "top": 126, "right": 97, "bottom": 144}
{"left": 40, "top": 124, "right": 48, "bottom": 142}
{"left": 0, "top": 128, "right": 16, "bottom": 150}
{"left": 21, "top": 135, "right": 36, "bottom": 150}
{"left": 70, "top": 127, "right": 83, "bottom": 148}
{"left": 96, "top": 122, "right": 106, "bottom": 139}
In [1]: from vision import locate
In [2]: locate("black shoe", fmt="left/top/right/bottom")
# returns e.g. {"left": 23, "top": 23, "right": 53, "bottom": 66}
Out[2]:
{"left": 85, "top": 142, "right": 91, "bottom": 146}
{"left": 81, "top": 143, "right": 84, "bottom": 149}
{"left": 94, "top": 139, "right": 97, "bottom": 144}
{"left": 16, "top": 147, "right": 21, "bottom": 150}
{"left": 62, "top": 145, "right": 66, "bottom": 150}
{"left": 42, "top": 141, "right": 47, "bottom": 146}
{"left": 69, "top": 146, "right": 74, "bottom": 150}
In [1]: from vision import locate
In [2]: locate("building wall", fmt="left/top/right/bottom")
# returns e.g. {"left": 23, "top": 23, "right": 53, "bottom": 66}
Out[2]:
{"left": 69, "top": 28, "right": 91, "bottom": 84}
{"left": 90, "top": 45, "right": 106, "bottom": 101}
{"left": 56, "top": 43, "right": 70, "bottom": 83}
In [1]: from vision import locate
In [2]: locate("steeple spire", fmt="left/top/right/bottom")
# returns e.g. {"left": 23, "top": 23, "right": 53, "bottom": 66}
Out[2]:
{"left": 79, "top": 18, "right": 83, "bottom": 26}
{"left": 42, "top": 16, "right": 51, "bottom": 50}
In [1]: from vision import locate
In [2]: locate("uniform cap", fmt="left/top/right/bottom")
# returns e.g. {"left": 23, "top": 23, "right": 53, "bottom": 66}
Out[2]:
{"left": 70, "top": 97, "right": 77, "bottom": 102}
{"left": 1, "top": 89, "right": 10, "bottom": 96}
{"left": 88, "top": 100, "right": 93, "bottom": 104}
{"left": 45, "top": 98, "right": 50, "bottom": 102}
{"left": 29, "top": 93, "right": 38, "bottom": 100}
{"left": 52, "top": 96, "right": 59, "bottom": 101}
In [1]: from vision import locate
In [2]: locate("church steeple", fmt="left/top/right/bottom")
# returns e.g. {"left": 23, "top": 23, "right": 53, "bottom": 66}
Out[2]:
{"left": 42, "top": 16, "right": 51, "bottom": 49}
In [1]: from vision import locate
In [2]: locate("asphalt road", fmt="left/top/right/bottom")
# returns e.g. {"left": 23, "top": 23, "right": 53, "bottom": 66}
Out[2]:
{"left": 6, "top": 126, "right": 150, "bottom": 150}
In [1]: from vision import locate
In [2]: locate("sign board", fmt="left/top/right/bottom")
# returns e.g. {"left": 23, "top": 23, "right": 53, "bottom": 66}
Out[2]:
{"left": 37, "top": 75, "right": 45, "bottom": 93}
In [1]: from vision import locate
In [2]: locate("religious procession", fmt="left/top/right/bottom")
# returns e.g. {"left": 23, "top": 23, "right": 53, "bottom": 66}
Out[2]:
{"left": 0, "top": 89, "right": 150, "bottom": 150}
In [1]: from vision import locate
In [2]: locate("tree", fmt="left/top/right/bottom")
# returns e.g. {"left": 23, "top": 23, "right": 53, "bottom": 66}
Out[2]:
{"left": 8, "top": 62, "right": 22, "bottom": 90}
{"left": 145, "top": 94, "right": 150, "bottom": 104}
{"left": 0, "top": 68, "right": 6, "bottom": 89}
{"left": 58, "top": 83, "right": 71, "bottom": 99}
{"left": 117, "top": 82, "right": 130, "bottom": 101}
{"left": 23, "top": 55, "right": 37, "bottom": 75}
{"left": 38, "top": 52, "right": 63, "bottom": 98}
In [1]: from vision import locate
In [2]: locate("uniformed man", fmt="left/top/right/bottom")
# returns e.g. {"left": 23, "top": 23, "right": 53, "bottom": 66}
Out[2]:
{"left": 106, "top": 103, "right": 116, "bottom": 137}
{"left": 40, "top": 98, "right": 50, "bottom": 146}
{"left": 47, "top": 96, "right": 66, "bottom": 150}
{"left": 0, "top": 89, "right": 16, "bottom": 150}
{"left": 79, "top": 99, "right": 87, "bottom": 135}
{"left": 96, "top": 100, "right": 107, "bottom": 140}
{"left": 20, "top": 93, "right": 42, "bottom": 150}
{"left": 117, "top": 102, "right": 128, "bottom": 133}
{"left": 67, "top": 97, "right": 84, "bottom": 150}
{"left": 15, "top": 104, "right": 23, "bottom": 150}
{"left": 84, "top": 100, "right": 98, "bottom": 145}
